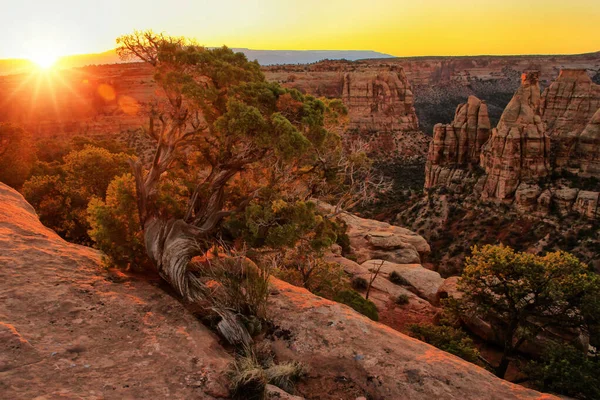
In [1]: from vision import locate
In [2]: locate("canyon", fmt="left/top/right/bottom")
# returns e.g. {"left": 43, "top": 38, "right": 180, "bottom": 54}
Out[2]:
{"left": 0, "top": 51, "right": 599, "bottom": 397}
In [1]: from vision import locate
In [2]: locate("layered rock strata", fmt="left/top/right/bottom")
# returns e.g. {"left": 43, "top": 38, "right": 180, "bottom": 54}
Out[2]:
{"left": 425, "top": 95, "right": 491, "bottom": 188}
{"left": 480, "top": 72, "right": 551, "bottom": 200}
{"left": 539, "top": 69, "right": 600, "bottom": 170}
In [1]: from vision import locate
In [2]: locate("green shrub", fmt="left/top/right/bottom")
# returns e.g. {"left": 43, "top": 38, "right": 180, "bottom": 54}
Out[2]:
{"left": 395, "top": 294, "right": 409, "bottom": 305}
{"left": 351, "top": 276, "right": 368, "bottom": 290}
{"left": 525, "top": 343, "right": 600, "bottom": 399}
{"left": 334, "top": 290, "right": 378, "bottom": 321}
{"left": 0, "top": 123, "right": 37, "bottom": 188}
{"left": 409, "top": 324, "right": 480, "bottom": 364}
{"left": 389, "top": 271, "right": 410, "bottom": 286}
{"left": 87, "top": 173, "right": 150, "bottom": 269}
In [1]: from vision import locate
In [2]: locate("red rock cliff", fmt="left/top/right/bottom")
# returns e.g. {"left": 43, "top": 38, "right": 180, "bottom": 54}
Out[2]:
{"left": 480, "top": 72, "right": 551, "bottom": 200}
{"left": 425, "top": 95, "right": 491, "bottom": 188}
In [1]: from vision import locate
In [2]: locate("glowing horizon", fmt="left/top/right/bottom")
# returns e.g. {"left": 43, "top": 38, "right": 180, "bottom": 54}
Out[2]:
{"left": 2, "top": 0, "right": 599, "bottom": 61}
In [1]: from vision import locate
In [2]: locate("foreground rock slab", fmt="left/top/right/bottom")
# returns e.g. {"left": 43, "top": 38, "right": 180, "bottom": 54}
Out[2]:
{"left": 0, "top": 184, "right": 231, "bottom": 399}
{"left": 268, "top": 279, "right": 557, "bottom": 400}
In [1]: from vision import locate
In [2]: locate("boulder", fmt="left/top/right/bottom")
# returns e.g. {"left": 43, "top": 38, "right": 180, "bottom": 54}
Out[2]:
{"left": 315, "top": 200, "right": 430, "bottom": 264}
{"left": 361, "top": 260, "right": 444, "bottom": 304}
{"left": 266, "top": 384, "right": 306, "bottom": 400}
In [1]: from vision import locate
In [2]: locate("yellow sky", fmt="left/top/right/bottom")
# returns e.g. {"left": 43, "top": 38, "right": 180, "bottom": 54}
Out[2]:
{"left": 2, "top": 0, "right": 599, "bottom": 60}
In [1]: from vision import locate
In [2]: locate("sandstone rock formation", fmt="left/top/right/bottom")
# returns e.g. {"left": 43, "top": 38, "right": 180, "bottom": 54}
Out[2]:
{"left": 341, "top": 67, "right": 419, "bottom": 134}
{"left": 539, "top": 69, "right": 600, "bottom": 170}
{"left": 0, "top": 184, "right": 560, "bottom": 400}
{"left": 425, "top": 95, "right": 491, "bottom": 188}
{"left": 315, "top": 200, "right": 430, "bottom": 264}
{"left": 572, "top": 108, "right": 600, "bottom": 177}
{"left": 263, "top": 62, "right": 430, "bottom": 158}
{"left": 269, "top": 279, "right": 557, "bottom": 400}
{"left": 480, "top": 72, "right": 551, "bottom": 200}
{"left": 361, "top": 260, "right": 445, "bottom": 304}
{"left": 0, "top": 183, "right": 232, "bottom": 399}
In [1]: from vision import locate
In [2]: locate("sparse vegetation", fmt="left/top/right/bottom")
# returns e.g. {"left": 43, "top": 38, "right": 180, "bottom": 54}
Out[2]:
{"left": 351, "top": 276, "right": 368, "bottom": 290}
{"left": 229, "top": 347, "right": 305, "bottom": 400}
{"left": 389, "top": 270, "right": 410, "bottom": 286}
{"left": 525, "top": 342, "right": 600, "bottom": 399}
{"left": 334, "top": 289, "right": 379, "bottom": 321}
{"left": 395, "top": 294, "right": 409, "bottom": 305}
{"left": 409, "top": 323, "right": 480, "bottom": 364}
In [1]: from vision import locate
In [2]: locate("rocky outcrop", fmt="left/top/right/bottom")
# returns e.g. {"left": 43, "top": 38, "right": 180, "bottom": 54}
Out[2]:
{"left": 341, "top": 67, "right": 419, "bottom": 134}
{"left": 480, "top": 72, "right": 551, "bottom": 200}
{"left": 315, "top": 200, "right": 430, "bottom": 264}
{"left": 361, "top": 260, "right": 444, "bottom": 304}
{"left": 0, "top": 184, "right": 559, "bottom": 400}
{"left": 425, "top": 96, "right": 491, "bottom": 188}
{"left": 539, "top": 69, "right": 600, "bottom": 171}
{"left": 572, "top": 108, "right": 600, "bottom": 177}
{"left": 0, "top": 183, "right": 232, "bottom": 399}
{"left": 269, "top": 279, "right": 557, "bottom": 400}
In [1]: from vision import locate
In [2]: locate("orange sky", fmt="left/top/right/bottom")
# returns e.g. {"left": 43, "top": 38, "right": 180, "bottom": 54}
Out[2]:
{"left": 2, "top": 0, "right": 599, "bottom": 61}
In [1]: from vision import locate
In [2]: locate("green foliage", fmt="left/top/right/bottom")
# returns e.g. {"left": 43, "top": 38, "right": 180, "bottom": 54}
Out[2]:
{"left": 22, "top": 145, "right": 131, "bottom": 244}
{"left": 395, "top": 294, "right": 409, "bottom": 305}
{"left": 456, "top": 245, "right": 600, "bottom": 377}
{"left": 525, "top": 343, "right": 600, "bottom": 399}
{"left": 389, "top": 271, "right": 410, "bottom": 286}
{"left": 87, "top": 174, "right": 150, "bottom": 269}
{"left": 334, "top": 290, "right": 379, "bottom": 321}
{"left": 0, "top": 123, "right": 37, "bottom": 188}
{"left": 62, "top": 146, "right": 130, "bottom": 199}
{"left": 226, "top": 200, "right": 337, "bottom": 252}
{"left": 351, "top": 276, "right": 368, "bottom": 290}
{"left": 409, "top": 324, "right": 480, "bottom": 364}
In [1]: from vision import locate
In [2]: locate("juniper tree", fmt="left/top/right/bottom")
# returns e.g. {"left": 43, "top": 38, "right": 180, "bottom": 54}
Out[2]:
{"left": 455, "top": 245, "right": 600, "bottom": 379}
{"left": 115, "top": 30, "right": 375, "bottom": 301}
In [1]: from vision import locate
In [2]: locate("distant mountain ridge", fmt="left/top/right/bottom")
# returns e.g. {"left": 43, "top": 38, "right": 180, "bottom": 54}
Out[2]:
{"left": 231, "top": 49, "right": 394, "bottom": 65}
{"left": 0, "top": 49, "right": 394, "bottom": 75}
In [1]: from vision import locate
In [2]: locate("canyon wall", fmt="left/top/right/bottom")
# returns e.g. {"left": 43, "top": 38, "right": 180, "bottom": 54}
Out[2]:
{"left": 266, "top": 62, "right": 429, "bottom": 158}
{"left": 424, "top": 69, "right": 600, "bottom": 220}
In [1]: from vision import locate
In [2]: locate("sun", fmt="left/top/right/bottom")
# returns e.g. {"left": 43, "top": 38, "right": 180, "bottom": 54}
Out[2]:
{"left": 30, "top": 52, "right": 59, "bottom": 70}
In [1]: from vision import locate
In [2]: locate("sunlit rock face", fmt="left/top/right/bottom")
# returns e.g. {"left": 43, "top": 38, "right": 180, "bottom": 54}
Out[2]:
{"left": 572, "top": 108, "right": 600, "bottom": 177}
{"left": 539, "top": 69, "right": 600, "bottom": 171}
{"left": 341, "top": 66, "right": 419, "bottom": 134}
{"left": 341, "top": 66, "right": 430, "bottom": 158}
{"left": 425, "top": 95, "right": 491, "bottom": 188}
{"left": 262, "top": 61, "right": 430, "bottom": 158}
{"left": 480, "top": 72, "right": 551, "bottom": 200}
